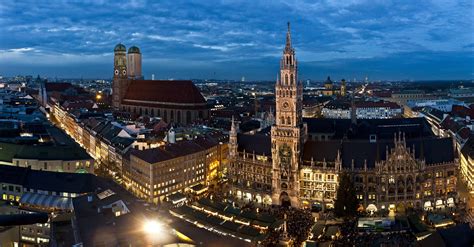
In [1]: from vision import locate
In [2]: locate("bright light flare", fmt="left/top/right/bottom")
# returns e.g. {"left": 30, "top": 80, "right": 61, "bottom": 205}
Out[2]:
{"left": 143, "top": 220, "right": 163, "bottom": 234}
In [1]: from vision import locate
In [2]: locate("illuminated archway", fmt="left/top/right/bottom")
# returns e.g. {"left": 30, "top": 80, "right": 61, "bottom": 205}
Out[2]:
{"left": 280, "top": 191, "right": 291, "bottom": 207}
{"left": 255, "top": 194, "right": 262, "bottom": 204}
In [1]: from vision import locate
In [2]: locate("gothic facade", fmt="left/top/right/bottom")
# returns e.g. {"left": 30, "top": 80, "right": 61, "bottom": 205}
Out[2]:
{"left": 227, "top": 24, "right": 457, "bottom": 213}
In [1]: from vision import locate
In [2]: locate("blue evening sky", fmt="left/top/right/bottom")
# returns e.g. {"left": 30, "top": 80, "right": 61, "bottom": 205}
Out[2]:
{"left": 0, "top": 0, "right": 473, "bottom": 81}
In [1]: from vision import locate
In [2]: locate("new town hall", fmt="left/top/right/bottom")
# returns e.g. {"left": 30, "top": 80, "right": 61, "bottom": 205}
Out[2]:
{"left": 228, "top": 24, "right": 458, "bottom": 213}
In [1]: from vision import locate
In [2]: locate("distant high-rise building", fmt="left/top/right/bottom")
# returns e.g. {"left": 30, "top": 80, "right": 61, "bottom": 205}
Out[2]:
{"left": 241, "top": 76, "right": 245, "bottom": 82}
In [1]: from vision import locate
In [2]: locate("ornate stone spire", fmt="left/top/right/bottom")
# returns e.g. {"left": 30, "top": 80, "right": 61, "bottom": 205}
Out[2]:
{"left": 285, "top": 22, "right": 292, "bottom": 51}
{"left": 230, "top": 116, "right": 237, "bottom": 135}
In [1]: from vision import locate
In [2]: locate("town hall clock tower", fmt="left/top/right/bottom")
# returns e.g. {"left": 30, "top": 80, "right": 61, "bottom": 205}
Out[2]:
{"left": 271, "top": 23, "right": 307, "bottom": 207}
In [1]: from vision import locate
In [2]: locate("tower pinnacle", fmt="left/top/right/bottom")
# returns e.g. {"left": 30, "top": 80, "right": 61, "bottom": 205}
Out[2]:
{"left": 286, "top": 22, "right": 291, "bottom": 50}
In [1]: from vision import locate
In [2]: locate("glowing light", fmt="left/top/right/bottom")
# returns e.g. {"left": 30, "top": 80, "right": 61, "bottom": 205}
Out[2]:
{"left": 96, "top": 94, "right": 102, "bottom": 100}
{"left": 143, "top": 220, "right": 163, "bottom": 234}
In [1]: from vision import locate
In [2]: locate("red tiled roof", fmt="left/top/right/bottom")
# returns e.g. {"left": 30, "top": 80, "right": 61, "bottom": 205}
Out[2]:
{"left": 123, "top": 80, "right": 206, "bottom": 105}
{"left": 452, "top": 105, "right": 474, "bottom": 119}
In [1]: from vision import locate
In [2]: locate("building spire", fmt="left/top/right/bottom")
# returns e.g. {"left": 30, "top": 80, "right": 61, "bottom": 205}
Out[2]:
{"left": 231, "top": 116, "right": 236, "bottom": 133}
{"left": 286, "top": 21, "right": 292, "bottom": 50}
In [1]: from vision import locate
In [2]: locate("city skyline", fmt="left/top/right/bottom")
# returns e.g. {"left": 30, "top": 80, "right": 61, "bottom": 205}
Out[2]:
{"left": 0, "top": 0, "right": 473, "bottom": 80}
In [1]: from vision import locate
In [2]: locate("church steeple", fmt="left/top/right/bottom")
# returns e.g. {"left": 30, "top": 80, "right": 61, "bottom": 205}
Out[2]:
{"left": 276, "top": 21, "right": 301, "bottom": 127}
{"left": 285, "top": 22, "right": 292, "bottom": 50}
{"left": 271, "top": 23, "right": 305, "bottom": 208}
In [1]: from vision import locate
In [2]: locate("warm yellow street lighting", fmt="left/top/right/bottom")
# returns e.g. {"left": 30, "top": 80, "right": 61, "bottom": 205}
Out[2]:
{"left": 143, "top": 219, "right": 163, "bottom": 234}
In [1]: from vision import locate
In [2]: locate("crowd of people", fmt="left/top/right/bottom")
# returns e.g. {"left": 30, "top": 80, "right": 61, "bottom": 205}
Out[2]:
{"left": 333, "top": 231, "right": 416, "bottom": 247}
{"left": 259, "top": 206, "right": 315, "bottom": 246}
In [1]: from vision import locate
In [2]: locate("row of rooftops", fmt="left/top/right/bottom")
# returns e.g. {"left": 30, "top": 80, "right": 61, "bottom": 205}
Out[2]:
{"left": 0, "top": 141, "right": 92, "bottom": 163}
{"left": 0, "top": 165, "right": 96, "bottom": 193}
{"left": 0, "top": 164, "right": 180, "bottom": 246}
{"left": 131, "top": 134, "right": 224, "bottom": 164}
{"left": 0, "top": 87, "right": 96, "bottom": 166}
{"left": 304, "top": 117, "right": 434, "bottom": 138}
{"left": 237, "top": 134, "right": 454, "bottom": 169}
{"left": 236, "top": 118, "right": 455, "bottom": 169}
{"left": 323, "top": 100, "right": 401, "bottom": 110}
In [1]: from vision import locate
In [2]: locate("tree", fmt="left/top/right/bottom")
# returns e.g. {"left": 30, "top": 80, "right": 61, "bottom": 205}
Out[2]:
{"left": 334, "top": 172, "right": 358, "bottom": 218}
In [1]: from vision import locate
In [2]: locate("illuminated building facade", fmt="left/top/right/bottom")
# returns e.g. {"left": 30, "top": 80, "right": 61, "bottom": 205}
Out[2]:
{"left": 227, "top": 24, "right": 458, "bottom": 212}
{"left": 124, "top": 136, "right": 227, "bottom": 204}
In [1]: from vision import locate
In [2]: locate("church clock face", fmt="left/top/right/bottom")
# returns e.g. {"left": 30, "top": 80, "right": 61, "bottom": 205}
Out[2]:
{"left": 114, "top": 69, "right": 119, "bottom": 76}
{"left": 122, "top": 69, "right": 127, "bottom": 76}
{"left": 283, "top": 102, "right": 289, "bottom": 109}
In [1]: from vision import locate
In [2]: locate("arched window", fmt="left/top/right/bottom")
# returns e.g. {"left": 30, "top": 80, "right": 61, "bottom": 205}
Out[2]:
{"left": 151, "top": 108, "right": 154, "bottom": 116}
{"left": 177, "top": 111, "right": 181, "bottom": 123}
{"left": 285, "top": 74, "right": 289, "bottom": 85}
{"left": 280, "top": 116, "right": 285, "bottom": 125}
{"left": 139, "top": 108, "right": 142, "bottom": 115}
{"left": 290, "top": 74, "right": 294, "bottom": 85}
{"left": 157, "top": 109, "right": 161, "bottom": 117}
{"left": 170, "top": 110, "right": 174, "bottom": 122}
{"left": 145, "top": 108, "right": 148, "bottom": 115}
{"left": 164, "top": 110, "right": 167, "bottom": 122}
{"left": 287, "top": 116, "right": 291, "bottom": 125}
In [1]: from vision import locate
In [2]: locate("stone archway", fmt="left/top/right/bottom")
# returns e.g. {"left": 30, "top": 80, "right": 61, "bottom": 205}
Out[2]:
{"left": 280, "top": 191, "right": 291, "bottom": 207}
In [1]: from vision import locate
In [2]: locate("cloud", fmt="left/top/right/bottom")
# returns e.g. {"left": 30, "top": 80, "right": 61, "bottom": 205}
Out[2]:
{"left": 0, "top": 0, "right": 472, "bottom": 79}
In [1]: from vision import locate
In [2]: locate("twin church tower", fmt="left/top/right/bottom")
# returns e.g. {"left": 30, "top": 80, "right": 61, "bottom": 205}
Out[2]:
{"left": 112, "top": 44, "right": 143, "bottom": 109}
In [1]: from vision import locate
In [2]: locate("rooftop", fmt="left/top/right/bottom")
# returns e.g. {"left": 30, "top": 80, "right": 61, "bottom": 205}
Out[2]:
{"left": 131, "top": 135, "right": 219, "bottom": 164}
{"left": 123, "top": 80, "right": 206, "bottom": 105}
{"left": 0, "top": 165, "right": 96, "bottom": 193}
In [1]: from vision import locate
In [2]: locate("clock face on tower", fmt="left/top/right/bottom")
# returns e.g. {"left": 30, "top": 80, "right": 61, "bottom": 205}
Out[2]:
{"left": 114, "top": 69, "right": 119, "bottom": 76}
{"left": 122, "top": 70, "right": 127, "bottom": 76}
{"left": 283, "top": 102, "right": 289, "bottom": 109}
